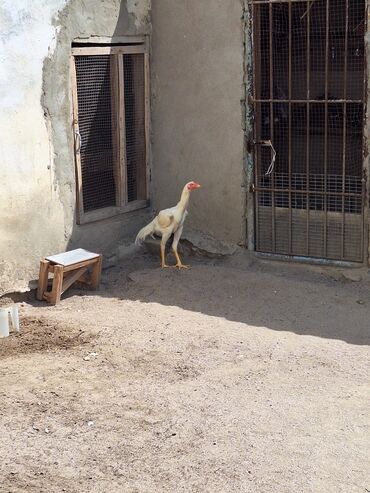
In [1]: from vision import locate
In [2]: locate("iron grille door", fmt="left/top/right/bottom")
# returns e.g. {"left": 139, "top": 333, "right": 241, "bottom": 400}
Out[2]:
{"left": 251, "top": 0, "right": 366, "bottom": 262}
{"left": 71, "top": 45, "right": 150, "bottom": 224}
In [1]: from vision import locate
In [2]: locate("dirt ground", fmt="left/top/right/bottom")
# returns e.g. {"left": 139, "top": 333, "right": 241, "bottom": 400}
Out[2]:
{"left": 0, "top": 251, "right": 369, "bottom": 493}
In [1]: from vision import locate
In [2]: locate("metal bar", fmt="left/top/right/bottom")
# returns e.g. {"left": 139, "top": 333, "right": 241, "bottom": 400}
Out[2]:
{"left": 288, "top": 0, "right": 292, "bottom": 254}
{"left": 323, "top": 0, "right": 329, "bottom": 257}
{"left": 361, "top": 0, "right": 368, "bottom": 263}
{"left": 250, "top": 98, "right": 363, "bottom": 103}
{"left": 361, "top": 167, "right": 366, "bottom": 262}
{"left": 341, "top": 0, "right": 349, "bottom": 259}
{"left": 250, "top": 0, "right": 315, "bottom": 4}
{"left": 254, "top": 252, "right": 361, "bottom": 268}
{"left": 252, "top": 187, "right": 361, "bottom": 198}
{"left": 144, "top": 52, "right": 151, "bottom": 201}
{"left": 306, "top": 0, "right": 310, "bottom": 256}
{"left": 252, "top": 1, "right": 260, "bottom": 251}
{"left": 269, "top": 1, "right": 276, "bottom": 252}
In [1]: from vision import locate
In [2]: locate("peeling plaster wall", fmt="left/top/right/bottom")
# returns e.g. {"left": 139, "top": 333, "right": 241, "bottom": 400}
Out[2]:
{"left": 0, "top": 0, "right": 151, "bottom": 295}
{"left": 151, "top": 0, "right": 246, "bottom": 245}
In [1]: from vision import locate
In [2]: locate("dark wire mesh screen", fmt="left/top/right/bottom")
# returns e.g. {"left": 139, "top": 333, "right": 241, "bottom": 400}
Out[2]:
{"left": 123, "top": 53, "right": 147, "bottom": 202}
{"left": 75, "top": 55, "right": 116, "bottom": 212}
{"left": 252, "top": 0, "right": 366, "bottom": 262}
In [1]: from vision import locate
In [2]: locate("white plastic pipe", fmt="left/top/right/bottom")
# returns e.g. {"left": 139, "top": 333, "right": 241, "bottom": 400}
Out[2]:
{"left": 0, "top": 309, "right": 9, "bottom": 338}
{"left": 10, "top": 305, "right": 20, "bottom": 332}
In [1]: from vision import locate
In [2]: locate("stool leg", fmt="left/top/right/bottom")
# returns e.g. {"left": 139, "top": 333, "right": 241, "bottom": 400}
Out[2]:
{"left": 49, "top": 265, "right": 64, "bottom": 305}
{"left": 37, "top": 259, "right": 50, "bottom": 301}
{"left": 90, "top": 255, "right": 103, "bottom": 289}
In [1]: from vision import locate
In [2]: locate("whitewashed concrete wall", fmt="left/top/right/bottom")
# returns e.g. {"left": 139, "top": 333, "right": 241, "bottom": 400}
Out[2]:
{"left": 151, "top": 0, "right": 246, "bottom": 247}
{"left": 0, "top": 0, "right": 151, "bottom": 295}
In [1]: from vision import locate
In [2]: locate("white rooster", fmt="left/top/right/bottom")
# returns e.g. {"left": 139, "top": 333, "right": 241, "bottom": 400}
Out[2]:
{"left": 135, "top": 181, "right": 201, "bottom": 268}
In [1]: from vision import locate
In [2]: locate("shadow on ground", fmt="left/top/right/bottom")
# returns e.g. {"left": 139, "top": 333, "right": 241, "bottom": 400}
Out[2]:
{"left": 51, "top": 250, "right": 370, "bottom": 347}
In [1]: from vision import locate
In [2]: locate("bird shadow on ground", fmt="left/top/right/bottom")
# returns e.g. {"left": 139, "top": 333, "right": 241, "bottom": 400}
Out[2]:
{"left": 49, "top": 251, "right": 370, "bottom": 347}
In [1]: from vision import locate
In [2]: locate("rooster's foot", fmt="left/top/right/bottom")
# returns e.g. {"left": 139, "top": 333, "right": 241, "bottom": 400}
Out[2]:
{"left": 161, "top": 264, "right": 170, "bottom": 269}
{"left": 174, "top": 263, "right": 190, "bottom": 269}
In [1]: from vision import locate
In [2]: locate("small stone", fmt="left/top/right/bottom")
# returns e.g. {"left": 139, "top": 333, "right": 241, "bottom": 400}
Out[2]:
{"left": 84, "top": 352, "right": 98, "bottom": 361}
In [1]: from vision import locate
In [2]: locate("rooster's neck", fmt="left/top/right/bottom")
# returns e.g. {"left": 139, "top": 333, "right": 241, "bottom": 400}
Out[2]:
{"left": 177, "top": 186, "right": 191, "bottom": 211}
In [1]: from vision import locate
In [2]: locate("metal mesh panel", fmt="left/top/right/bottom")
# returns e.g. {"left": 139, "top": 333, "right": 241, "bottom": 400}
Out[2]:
{"left": 123, "top": 53, "right": 146, "bottom": 202}
{"left": 252, "top": 0, "right": 366, "bottom": 262}
{"left": 75, "top": 55, "right": 116, "bottom": 212}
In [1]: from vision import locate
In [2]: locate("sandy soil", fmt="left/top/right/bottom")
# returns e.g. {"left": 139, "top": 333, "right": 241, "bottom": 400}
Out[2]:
{"left": 0, "top": 252, "right": 369, "bottom": 493}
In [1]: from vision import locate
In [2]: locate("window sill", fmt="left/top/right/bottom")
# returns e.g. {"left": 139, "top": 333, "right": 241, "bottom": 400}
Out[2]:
{"left": 77, "top": 199, "right": 149, "bottom": 225}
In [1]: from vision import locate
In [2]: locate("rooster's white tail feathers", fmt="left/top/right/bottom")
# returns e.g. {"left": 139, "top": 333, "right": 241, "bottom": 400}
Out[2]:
{"left": 135, "top": 220, "right": 156, "bottom": 246}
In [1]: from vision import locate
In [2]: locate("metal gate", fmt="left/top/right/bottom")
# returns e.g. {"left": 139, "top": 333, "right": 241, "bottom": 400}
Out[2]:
{"left": 250, "top": 0, "right": 367, "bottom": 262}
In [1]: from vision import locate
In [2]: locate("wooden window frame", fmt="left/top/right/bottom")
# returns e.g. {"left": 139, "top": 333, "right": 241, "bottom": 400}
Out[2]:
{"left": 70, "top": 44, "right": 151, "bottom": 225}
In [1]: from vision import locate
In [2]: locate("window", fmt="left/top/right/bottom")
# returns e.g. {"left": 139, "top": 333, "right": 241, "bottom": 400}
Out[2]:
{"left": 71, "top": 44, "right": 150, "bottom": 224}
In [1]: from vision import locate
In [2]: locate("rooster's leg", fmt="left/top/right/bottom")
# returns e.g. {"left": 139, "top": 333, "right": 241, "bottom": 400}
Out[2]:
{"left": 172, "top": 226, "right": 189, "bottom": 269}
{"left": 160, "top": 242, "right": 170, "bottom": 268}
{"left": 172, "top": 247, "right": 189, "bottom": 269}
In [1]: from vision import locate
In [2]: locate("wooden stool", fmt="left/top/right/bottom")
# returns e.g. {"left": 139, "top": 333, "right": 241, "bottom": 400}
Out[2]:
{"left": 37, "top": 249, "right": 103, "bottom": 305}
